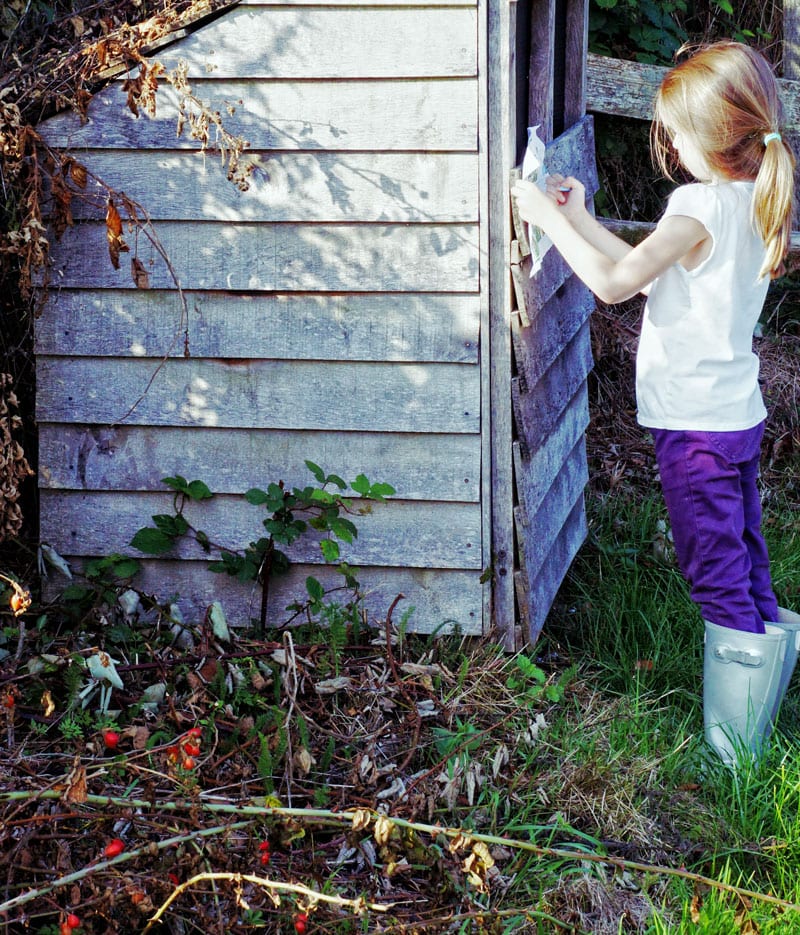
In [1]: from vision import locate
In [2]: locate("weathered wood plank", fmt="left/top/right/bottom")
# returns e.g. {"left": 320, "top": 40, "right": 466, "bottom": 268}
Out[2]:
{"left": 39, "top": 491, "right": 484, "bottom": 569}
{"left": 586, "top": 52, "right": 800, "bottom": 128}
{"left": 518, "top": 495, "right": 587, "bottom": 644}
{"left": 39, "top": 79, "right": 479, "bottom": 151}
{"left": 515, "top": 437, "right": 588, "bottom": 582}
{"left": 476, "top": 0, "right": 493, "bottom": 636}
{"left": 36, "top": 291, "right": 481, "bottom": 362}
{"left": 488, "top": 0, "right": 517, "bottom": 646}
{"left": 47, "top": 222, "right": 480, "bottom": 292}
{"left": 36, "top": 357, "right": 481, "bottom": 433}
{"left": 547, "top": 110, "right": 598, "bottom": 185}
{"left": 62, "top": 151, "right": 480, "bottom": 223}
{"left": 585, "top": 52, "right": 664, "bottom": 121}
{"left": 563, "top": 0, "right": 589, "bottom": 129}
{"left": 513, "top": 384, "right": 589, "bottom": 520}
{"left": 512, "top": 273, "right": 594, "bottom": 390}
{"left": 528, "top": 0, "right": 556, "bottom": 141}
{"left": 511, "top": 318, "right": 593, "bottom": 459}
{"left": 62, "top": 559, "right": 483, "bottom": 635}
{"left": 38, "top": 424, "right": 482, "bottom": 501}
{"left": 785, "top": 2, "right": 800, "bottom": 83}
{"left": 152, "top": 7, "right": 478, "bottom": 79}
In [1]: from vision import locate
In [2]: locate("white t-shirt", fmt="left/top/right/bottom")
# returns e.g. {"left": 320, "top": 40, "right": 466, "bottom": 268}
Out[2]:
{"left": 636, "top": 181, "right": 769, "bottom": 431}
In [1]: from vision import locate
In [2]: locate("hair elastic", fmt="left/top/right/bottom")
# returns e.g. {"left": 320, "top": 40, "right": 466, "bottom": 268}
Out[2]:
{"left": 763, "top": 131, "right": 782, "bottom": 146}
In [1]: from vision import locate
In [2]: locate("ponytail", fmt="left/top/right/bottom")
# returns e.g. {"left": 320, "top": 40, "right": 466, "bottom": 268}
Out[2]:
{"left": 653, "top": 41, "right": 796, "bottom": 280}
{"left": 752, "top": 133, "right": 795, "bottom": 279}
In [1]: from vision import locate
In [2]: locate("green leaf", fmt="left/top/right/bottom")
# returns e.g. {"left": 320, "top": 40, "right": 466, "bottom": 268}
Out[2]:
{"left": 245, "top": 487, "right": 270, "bottom": 505}
{"left": 330, "top": 517, "right": 357, "bottom": 543}
{"left": 326, "top": 474, "right": 347, "bottom": 490}
{"left": 130, "top": 527, "right": 176, "bottom": 555}
{"left": 186, "top": 479, "right": 213, "bottom": 501}
{"left": 62, "top": 584, "right": 92, "bottom": 602}
{"left": 305, "top": 460, "right": 326, "bottom": 483}
{"left": 351, "top": 474, "right": 370, "bottom": 496}
{"left": 272, "top": 550, "right": 291, "bottom": 574}
{"left": 369, "top": 482, "right": 395, "bottom": 500}
{"left": 152, "top": 513, "right": 186, "bottom": 537}
{"left": 110, "top": 558, "right": 141, "bottom": 580}
{"left": 196, "top": 530, "right": 211, "bottom": 553}
{"left": 714, "top": 0, "right": 733, "bottom": 12}
{"left": 238, "top": 560, "right": 260, "bottom": 583}
{"left": 162, "top": 474, "right": 189, "bottom": 493}
{"left": 306, "top": 576, "right": 325, "bottom": 602}
{"left": 310, "top": 488, "right": 335, "bottom": 504}
{"left": 320, "top": 539, "right": 340, "bottom": 562}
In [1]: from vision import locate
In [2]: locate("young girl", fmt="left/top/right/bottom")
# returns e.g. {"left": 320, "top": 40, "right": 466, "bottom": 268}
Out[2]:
{"left": 512, "top": 40, "right": 799, "bottom": 766}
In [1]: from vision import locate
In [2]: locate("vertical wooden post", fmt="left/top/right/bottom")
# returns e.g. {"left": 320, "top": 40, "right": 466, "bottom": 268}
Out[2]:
{"left": 489, "top": 0, "right": 519, "bottom": 649}
{"left": 784, "top": 0, "right": 800, "bottom": 81}
{"left": 528, "top": 0, "right": 556, "bottom": 141}
{"left": 781, "top": 1, "right": 800, "bottom": 195}
{"left": 563, "top": 0, "right": 588, "bottom": 129}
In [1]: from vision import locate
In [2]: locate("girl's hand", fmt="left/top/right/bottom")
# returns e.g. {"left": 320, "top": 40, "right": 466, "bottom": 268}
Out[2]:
{"left": 545, "top": 174, "right": 586, "bottom": 222}
{"left": 511, "top": 175, "right": 586, "bottom": 234}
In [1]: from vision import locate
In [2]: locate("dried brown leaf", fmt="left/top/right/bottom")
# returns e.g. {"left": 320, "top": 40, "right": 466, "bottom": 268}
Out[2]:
{"left": 106, "top": 197, "right": 128, "bottom": 269}
{"left": 62, "top": 759, "right": 88, "bottom": 804}
{"left": 69, "top": 161, "right": 88, "bottom": 189}
{"left": 131, "top": 256, "right": 149, "bottom": 289}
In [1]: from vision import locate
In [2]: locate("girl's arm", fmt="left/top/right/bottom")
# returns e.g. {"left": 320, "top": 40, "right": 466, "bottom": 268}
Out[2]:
{"left": 512, "top": 176, "right": 709, "bottom": 304}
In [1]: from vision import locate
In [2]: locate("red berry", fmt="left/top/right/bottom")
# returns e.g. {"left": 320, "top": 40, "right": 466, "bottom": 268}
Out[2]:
{"left": 66, "top": 913, "right": 81, "bottom": 928}
{"left": 168, "top": 872, "right": 180, "bottom": 885}
{"left": 294, "top": 911, "right": 308, "bottom": 933}
{"left": 103, "top": 730, "right": 120, "bottom": 749}
{"left": 104, "top": 838, "right": 125, "bottom": 858}
{"left": 187, "top": 727, "right": 202, "bottom": 738}
{"left": 258, "top": 841, "right": 270, "bottom": 851}
{"left": 260, "top": 852, "right": 270, "bottom": 865}
{"left": 183, "top": 743, "right": 201, "bottom": 757}
{"left": 182, "top": 756, "right": 196, "bottom": 770}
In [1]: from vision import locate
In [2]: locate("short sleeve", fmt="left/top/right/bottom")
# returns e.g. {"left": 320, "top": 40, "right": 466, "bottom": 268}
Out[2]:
{"left": 661, "top": 184, "right": 716, "bottom": 234}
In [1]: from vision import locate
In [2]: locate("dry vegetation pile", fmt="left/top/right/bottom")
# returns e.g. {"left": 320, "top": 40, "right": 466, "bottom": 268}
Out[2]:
{"left": 0, "top": 607, "right": 576, "bottom": 933}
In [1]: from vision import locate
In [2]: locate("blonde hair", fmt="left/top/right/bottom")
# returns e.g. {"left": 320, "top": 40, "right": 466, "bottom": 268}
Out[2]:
{"left": 651, "top": 40, "right": 795, "bottom": 279}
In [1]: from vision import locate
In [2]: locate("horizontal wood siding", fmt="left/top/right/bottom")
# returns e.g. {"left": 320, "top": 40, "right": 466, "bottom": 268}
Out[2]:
{"left": 40, "top": 80, "right": 478, "bottom": 151}
{"left": 62, "top": 152, "right": 480, "bottom": 223}
{"left": 37, "top": 0, "right": 488, "bottom": 634}
{"left": 45, "top": 222, "right": 479, "bottom": 292}
{"left": 37, "top": 359, "right": 480, "bottom": 432}
{"left": 511, "top": 116, "right": 596, "bottom": 642}
{"left": 36, "top": 292, "right": 480, "bottom": 362}
{"left": 38, "top": 426, "right": 481, "bottom": 500}
{"left": 77, "top": 559, "right": 483, "bottom": 635}
{"left": 39, "top": 492, "right": 483, "bottom": 568}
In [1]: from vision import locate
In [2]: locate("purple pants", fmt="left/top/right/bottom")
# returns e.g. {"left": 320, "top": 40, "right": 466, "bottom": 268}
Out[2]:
{"left": 650, "top": 423, "right": 779, "bottom": 634}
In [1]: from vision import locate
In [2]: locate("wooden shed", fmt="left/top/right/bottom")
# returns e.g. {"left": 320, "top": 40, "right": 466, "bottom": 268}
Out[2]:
{"left": 36, "top": 0, "right": 597, "bottom": 647}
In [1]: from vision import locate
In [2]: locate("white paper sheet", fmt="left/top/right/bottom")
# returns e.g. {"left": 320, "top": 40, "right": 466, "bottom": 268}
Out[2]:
{"left": 521, "top": 125, "right": 553, "bottom": 277}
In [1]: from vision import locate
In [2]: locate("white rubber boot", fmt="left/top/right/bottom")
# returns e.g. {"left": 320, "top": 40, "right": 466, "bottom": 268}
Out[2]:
{"left": 769, "top": 606, "right": 800, "bottom": 720}
{"left": 703, "top": 619, "right": 788, "bottom": 767}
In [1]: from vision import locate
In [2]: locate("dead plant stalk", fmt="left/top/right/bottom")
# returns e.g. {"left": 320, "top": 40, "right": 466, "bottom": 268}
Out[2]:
{"left": 1, "top": 793, "right": 799, "bottom": 918}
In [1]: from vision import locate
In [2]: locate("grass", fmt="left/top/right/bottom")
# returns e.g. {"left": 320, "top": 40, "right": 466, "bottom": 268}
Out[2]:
{"left": 516, "top": 489, "right": 800, "bottom": 933}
